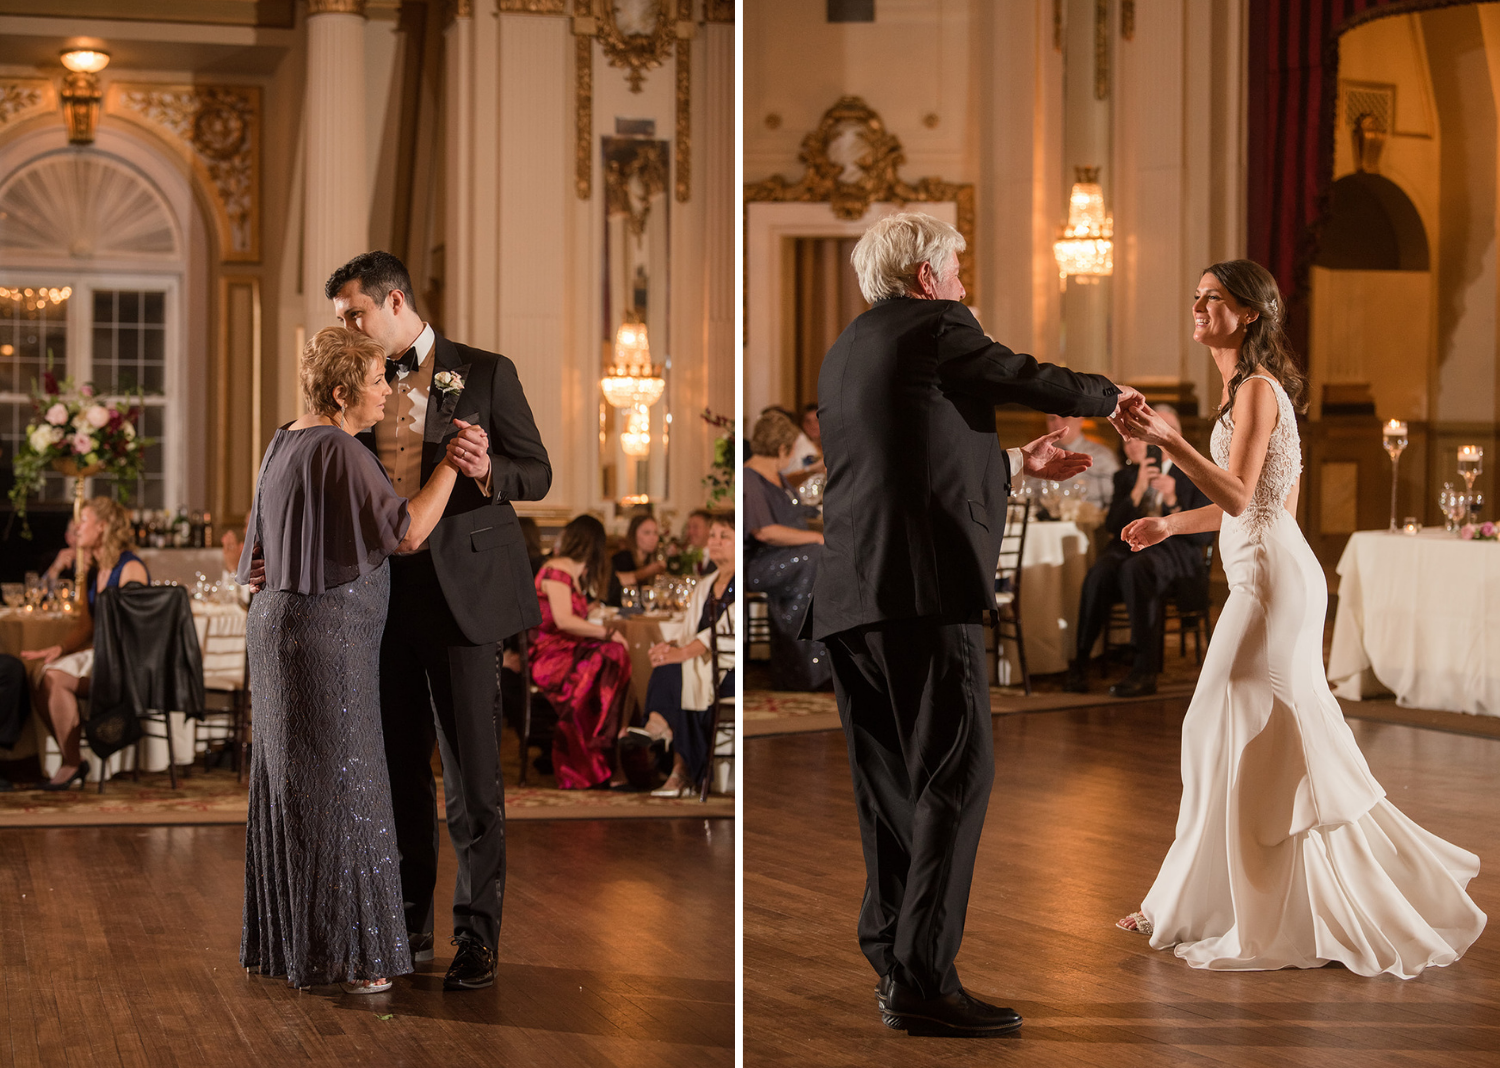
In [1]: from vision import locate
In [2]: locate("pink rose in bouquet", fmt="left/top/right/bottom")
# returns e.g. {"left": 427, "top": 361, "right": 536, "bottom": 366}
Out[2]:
{"left": 70, "top": 430, "right": 94, "bottom": 455}
{"left": 1483, "top": 522, "right": 1497, "bottom": 538}
{"left": 45, "top": 403, "right": 68, "bottom": 426}
{"left": 1461, "top": 524, "right": 1477, "bottom": 540}
{"left": 84, "top": 405, "right": 110, "bottom": 428}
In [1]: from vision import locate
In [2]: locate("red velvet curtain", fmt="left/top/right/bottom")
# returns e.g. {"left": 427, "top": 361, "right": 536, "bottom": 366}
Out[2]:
{"left": 1246, "top": 0, "right": 1466, "bottom": 359}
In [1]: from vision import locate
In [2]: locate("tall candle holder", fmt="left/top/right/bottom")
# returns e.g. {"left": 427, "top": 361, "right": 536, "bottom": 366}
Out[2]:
{"left": 1459, "top": 445, "right": 1484, "bottom": 494}
{"left": 1383, "top": 420, "right": 1408, "bottom": 532}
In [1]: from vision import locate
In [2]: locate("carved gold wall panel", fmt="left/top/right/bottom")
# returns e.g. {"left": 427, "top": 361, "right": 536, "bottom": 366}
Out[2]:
{"left": 106, "top": 84, "right": 261, "bottom": 263}
{"left": 307, "top": 0, "right": 366, "bottom": 14}
{"left": 0, "top": 79, "right": 57, "bottom": 132}
{"left": 745, "top": 96, "right": 977, "bottom": 303}
{"left": 499, "top": 0, "right": 565, "bottom": 10}
{"left": 704, "top": 0, "right": 733, "bottom": 21}
{"left": 674, "top": 0, "right": 691, "bottom": 202}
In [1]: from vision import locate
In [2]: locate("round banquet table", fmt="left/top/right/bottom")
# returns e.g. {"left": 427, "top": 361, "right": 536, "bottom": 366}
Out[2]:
{"left": 998, "top": 519, "right": 1094, "bottom": 682}
{"left": 618, "top": 612, "right": 690, "bottom": 710}
{"left": 1328, "top": 528, "right": 1500, "bottom": 716}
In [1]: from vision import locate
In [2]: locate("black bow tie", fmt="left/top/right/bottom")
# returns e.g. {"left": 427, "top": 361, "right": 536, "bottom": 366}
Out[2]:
{"left": 386, "top": 346, "right": 419, "bottom": 382}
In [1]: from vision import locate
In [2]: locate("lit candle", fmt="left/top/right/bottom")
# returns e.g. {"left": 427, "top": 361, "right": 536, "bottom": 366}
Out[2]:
{"left": 1460, "top": 445, "right": 1483, "bottom": 462}
{"left": 1384, "top": 419, "right": 1408, "bottom": 437}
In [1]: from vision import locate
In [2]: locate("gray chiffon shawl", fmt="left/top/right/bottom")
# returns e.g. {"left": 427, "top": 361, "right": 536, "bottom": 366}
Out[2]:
{"left": 237, "top": 425, "right": 412, "bottom": 595}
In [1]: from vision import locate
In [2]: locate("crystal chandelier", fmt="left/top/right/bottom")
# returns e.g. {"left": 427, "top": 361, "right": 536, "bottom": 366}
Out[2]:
{"left": 1053, "top": 166, "right": 1113, "bottom": 283}
{"left": 620, "top": 406, "right": 652, "bottom": 457}
{"left": 601, "top": 316, "right": 666, "bottom": 410}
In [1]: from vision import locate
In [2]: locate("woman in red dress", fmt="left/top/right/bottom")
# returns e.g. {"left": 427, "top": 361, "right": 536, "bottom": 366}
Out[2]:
{"left": 530, "top": 515, "right": 632, "bottom": 788}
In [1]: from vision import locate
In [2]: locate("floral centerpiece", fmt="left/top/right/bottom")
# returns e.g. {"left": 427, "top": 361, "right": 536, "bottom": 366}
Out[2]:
{"left": 1460, "top": 521, "right": 1497, "bottom": 541}
{"left": 8, "top": 369, "right": 149, "bottom": 537}
{"left": 701, "top": 407, "right": 735, "bottom": 509}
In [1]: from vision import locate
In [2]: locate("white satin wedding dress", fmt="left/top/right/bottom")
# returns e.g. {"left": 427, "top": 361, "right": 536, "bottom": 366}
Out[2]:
{"left": 1137, "top": 374, "right": 1486, "bottom": 978}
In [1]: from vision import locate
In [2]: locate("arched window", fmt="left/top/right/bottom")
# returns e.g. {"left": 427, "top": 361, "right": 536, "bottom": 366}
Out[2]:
{"left": 0, "top": 149, "right": 185, "bottom": 509}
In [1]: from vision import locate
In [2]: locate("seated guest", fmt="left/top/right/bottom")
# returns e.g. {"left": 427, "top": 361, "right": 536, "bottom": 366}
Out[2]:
{"left": 744, "top": 410, "right": 831, "bottom": 690}
{"left": 530, "top": 515, "right": 633, "bottom": 789}
{"left": 519, "top": 516, "right": 545, "bottom": 576}
{"left": 1024, "top": 413, "right": 1120, "bottom": 510}
{"left": 21, "top": 498, "right": 150, "bottom": 789}
{"left": 43, "top": 519, "right": 78, "bottom": 589}
{"left": 683, "top": 509, "right": 717, "bottom": 576}
{"left": 634, "top": 512, "right": 737, "bottom": 797}
{"left": 613, "top": 513, "right": 666, "bottom": 589}
{"left": 780, "top": 402, "right": 825, "bottom": 490}
{"left": 1065, "top": 404, "right": 1211, "bottom": 697}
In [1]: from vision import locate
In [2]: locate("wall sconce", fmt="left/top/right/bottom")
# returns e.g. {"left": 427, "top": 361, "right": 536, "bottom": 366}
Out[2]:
{"left": 60, "top": 48, "right": 110, "bottom": 145}
{"left": 1053, "top": 166, "right": 1114, "bottom": 285}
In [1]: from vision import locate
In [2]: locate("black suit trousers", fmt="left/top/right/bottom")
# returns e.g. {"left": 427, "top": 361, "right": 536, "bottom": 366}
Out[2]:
{"left": 827, "top": 616, "right": 994, "bottom": 999}
{"left": 1075, "top": 542, "right": 1200, "bottom": 673}
{"left": 381, "top": 551, "right": 506, "bottom": 951}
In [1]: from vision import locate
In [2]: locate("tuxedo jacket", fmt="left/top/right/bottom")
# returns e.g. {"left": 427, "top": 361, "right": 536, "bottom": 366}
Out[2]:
{"left": 358, "top": 330, "right": 551, "bottom": 644}
{"left": 805, "top": 298, "right": 1119, "bottom": 641}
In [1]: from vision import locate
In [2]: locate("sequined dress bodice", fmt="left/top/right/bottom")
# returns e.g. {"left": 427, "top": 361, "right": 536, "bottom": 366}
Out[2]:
{"left": 1210, "top": 374, "right": 1302, "bottom": 541}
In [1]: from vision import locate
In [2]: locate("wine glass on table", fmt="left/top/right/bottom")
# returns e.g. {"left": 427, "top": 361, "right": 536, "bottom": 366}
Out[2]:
{"left": 1383, "top": 421, "right": 1408, "bottom": 532}
{"left": 1459, "top": 446, "right": 1483, "bottom": 494}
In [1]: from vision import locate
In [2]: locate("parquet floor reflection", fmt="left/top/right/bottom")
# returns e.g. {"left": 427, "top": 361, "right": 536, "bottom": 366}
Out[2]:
{"left": 745, "top": 699, "right": 1500, "bottom": 1067}
{"left": 1, "top": 816, "right": 733, "bottom": 1067}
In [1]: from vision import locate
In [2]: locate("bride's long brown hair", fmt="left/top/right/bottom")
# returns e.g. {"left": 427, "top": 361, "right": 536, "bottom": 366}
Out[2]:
{"left": 1205, "top": 259, "right": 1308, "bottom": 421}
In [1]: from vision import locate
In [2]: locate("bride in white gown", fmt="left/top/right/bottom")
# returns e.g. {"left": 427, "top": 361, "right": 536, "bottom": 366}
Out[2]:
{"left": 1112, "top": 259, "right": 1485, "bottom": 979}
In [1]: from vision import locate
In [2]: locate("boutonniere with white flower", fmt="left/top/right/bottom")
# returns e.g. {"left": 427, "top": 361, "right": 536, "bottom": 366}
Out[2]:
{"left": 432, "top": 370, "right": 465, "bottom": 399}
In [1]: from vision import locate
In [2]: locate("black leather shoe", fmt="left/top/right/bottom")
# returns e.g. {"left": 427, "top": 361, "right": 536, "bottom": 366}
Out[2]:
{"left": 1109, "top": 671, "right": 1158, "bottom": 698}
{"left": 881, "top": 981, "right": 1022, "bottom": 1036}
{"left": 875, "top": 973, "right": 894, "bottom": 1010}
{"left": 1063, "top": 660, "right": 1090, "bottom": 693}
{"left": 443, "top": 936, "right": 495, "bottom": 991}
{"left": 408, "top": 930, "right": 434, "bottom": 963}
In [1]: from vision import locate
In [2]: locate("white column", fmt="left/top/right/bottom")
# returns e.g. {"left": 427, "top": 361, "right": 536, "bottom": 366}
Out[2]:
{"left": 444, "top": 5, "right": 474, "bottom": 343}
{"left": 303, "top": 0, "right": 370, "bottom": 335}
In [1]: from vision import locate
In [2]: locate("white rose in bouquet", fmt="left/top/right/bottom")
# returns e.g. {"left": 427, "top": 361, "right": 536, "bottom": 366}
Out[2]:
{"left": 122, "top": 422, "right": 136, "bottom": 440}
{"left": 29, "top": 424, "right": 64, "bottom": 452}
{"left": 84, "top": 405, "right": 110, "bottom": 428}
{"left": 45, "top": 403, "right": 68, "bottom": 426}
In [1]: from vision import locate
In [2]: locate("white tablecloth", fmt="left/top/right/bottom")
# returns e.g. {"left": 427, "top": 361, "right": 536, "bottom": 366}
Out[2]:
{"left": 998, "top": 520, "right": 1093, "bottom": 681}
{"left": 1327, "top": 529, "right": 1500, "bottom": 716}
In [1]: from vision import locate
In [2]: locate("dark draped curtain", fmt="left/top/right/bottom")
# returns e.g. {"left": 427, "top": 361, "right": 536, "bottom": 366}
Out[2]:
{"left": 1246, "top": 0, "right": 1471, "bottom": 359}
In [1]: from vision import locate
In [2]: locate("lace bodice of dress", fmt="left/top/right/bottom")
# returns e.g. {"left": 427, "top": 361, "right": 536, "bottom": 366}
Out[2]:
{"left": 1210, "top": 374, "right": 1302, "bottom": 540}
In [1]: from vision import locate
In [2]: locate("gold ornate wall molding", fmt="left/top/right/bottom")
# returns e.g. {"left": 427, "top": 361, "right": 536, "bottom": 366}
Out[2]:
{"left": 499, "top": 0, "right": 564, "bottom": 10}
{"left": 744, "top": 96, "right": 977, "bottom": 303}
{"left": 604, "top": 137, "right": 666, "bottom": 238}
{"left": 0, "top": 79, "right": 55, "bottom": 130}
{"left": 106, "top": 84, "right": 261, "bottom": 263}
{"left": 307, "top": 0, "right": 367, "bottom": 14}
{"left": 703, "top": 0, "right": 732, "bottom": 21}
{"left": 574, "top": 0, "right": 695, "bottom": 202}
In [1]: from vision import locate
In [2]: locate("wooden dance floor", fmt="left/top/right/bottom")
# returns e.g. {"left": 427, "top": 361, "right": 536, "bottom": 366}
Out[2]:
{"left": 1, "top": 817, "right": 733, "bottom": 1066}
{"left": 746, "top": 698, "right": 1500, "bottom": 1066}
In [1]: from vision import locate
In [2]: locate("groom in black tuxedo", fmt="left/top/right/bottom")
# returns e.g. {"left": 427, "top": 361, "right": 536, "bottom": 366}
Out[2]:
{"left": 805, "top": 213, "right": 1135, "bottom": 1036}
{"left": 328, "top": 251, "right": 551, "bottom": 991}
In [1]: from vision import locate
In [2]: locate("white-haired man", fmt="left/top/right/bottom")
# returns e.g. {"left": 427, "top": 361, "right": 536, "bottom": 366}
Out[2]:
{"left": 803, "top": 211, "right": 1141, "bottom": 1036}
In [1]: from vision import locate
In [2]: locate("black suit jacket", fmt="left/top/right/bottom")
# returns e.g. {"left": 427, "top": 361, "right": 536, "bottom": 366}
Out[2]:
{"left": 1104, "top": 463, "right": 1214, "bottom": 548}
{"left": 806, "top": 298, "right": 1120, "bottom": 640}
{"left": 359, "top": 330, "right": 552, "bottom": 644}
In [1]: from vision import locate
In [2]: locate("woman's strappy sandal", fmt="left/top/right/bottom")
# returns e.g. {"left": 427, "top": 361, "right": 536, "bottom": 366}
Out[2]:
{"left": 1116, "top": 911, "right": 1153, "bottom": 936}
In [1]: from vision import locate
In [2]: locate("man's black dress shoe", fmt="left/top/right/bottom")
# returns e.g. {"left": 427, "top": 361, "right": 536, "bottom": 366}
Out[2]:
{"left": 1063, "top": 660, "right": 1090, "bottom": 693}
{"left": 443, "top": 936, "right": 495, "bottom": 991}
{"left": 875, "top": 973, "right": 893, "bottom": 1010}
{"left": 408, "top": 930, "right": 434, "bottom": 963}
{"left": 880, "top": 980, "right": 1022, "bottom": 1036}
{"left": 1109, "top": 671, "right": 1158, "bottom": 698}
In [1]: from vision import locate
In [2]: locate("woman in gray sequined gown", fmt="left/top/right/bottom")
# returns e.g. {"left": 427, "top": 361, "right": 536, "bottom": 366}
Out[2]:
{"left": 237, "top": 327, "right": 465, "bottom": 990}
{"left": 744, "top": 411, "right": 831, "bottom": 690}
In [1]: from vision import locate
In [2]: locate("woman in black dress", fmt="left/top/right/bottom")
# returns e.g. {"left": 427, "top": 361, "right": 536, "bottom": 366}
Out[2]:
{"left": 744, "top": 410, "right": 831, "bottom": 690}
{"left": 238, "top": 327, "right": 465, "bottom": 992}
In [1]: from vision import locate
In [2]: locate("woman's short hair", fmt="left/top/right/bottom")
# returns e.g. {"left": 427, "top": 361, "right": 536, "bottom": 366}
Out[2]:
{"left": 555, "top": 514, "right": 610, "bottom": 600}
{"left": 851, "top": 211, "right": 966, "bottom": 303}
{"left": 83, "top": 496, "right": 134, "bottom": 574}
{"left": 300, "top": 327, "right": 386, "bottom": 418}
{"left": 749, "top": 411, "right": 799, "bottom": 458}
{"left": 710, "top": 510, "right": 735, "bottom": 531}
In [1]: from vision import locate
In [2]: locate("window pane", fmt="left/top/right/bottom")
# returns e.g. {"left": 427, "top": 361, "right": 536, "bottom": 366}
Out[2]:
{"left": 93, "top": 290, "right": 166, "bottom": 396}
{"left": 0, "top": 285, "right": 72, "bottom": 507}
{"left": 144, "top": 292, "right": 164, "bottom": 324}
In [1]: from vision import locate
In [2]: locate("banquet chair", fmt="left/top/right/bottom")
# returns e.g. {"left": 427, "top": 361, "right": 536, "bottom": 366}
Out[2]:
{"left": 197, "top": 595, "right": 251, "bottom": 780}
{"left": 699, "top": 598, "right": 736, "bottom": 802}
{"left": 1104, "top": 541, "right": 1216, "bottom": 669}
{"left": 510, "top": 630, "right": 557, "bottom": 786}
{"left": 90, "top": 583, "right": 205, "bottom": 792}
{"left": 745, "top": 591, "right": 771, "bottom": 661}
{"left": 991, "top": 499, "right": 1033, "bottom": 695}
